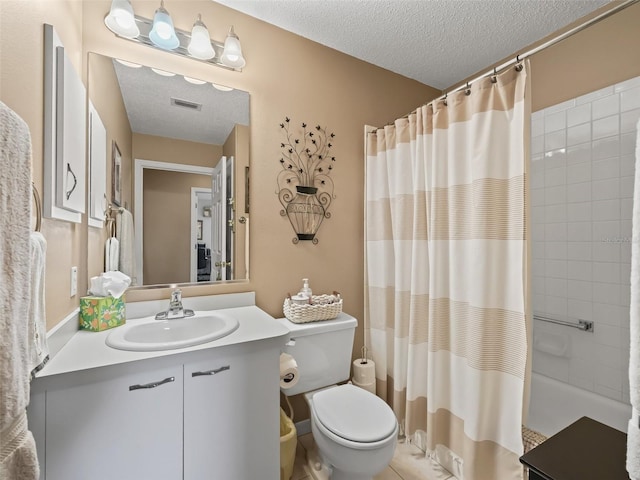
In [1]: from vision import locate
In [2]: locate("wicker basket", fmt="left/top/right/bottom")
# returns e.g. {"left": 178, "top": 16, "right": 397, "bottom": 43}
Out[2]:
{"left": 283, "top": 294, "right": 343, "bottom": 323}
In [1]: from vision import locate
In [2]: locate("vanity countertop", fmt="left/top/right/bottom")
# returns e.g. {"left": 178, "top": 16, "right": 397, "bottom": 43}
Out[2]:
{"left": 36, "top": 305, "right": 289, "bottom": 379}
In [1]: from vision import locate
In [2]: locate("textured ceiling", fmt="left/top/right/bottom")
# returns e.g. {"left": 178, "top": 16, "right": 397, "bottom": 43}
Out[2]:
{"left": 215, "top": 0, "right": 610, "bottom": 89}
{"left": 113, "top": 59, "right": 249, "bottom": 145}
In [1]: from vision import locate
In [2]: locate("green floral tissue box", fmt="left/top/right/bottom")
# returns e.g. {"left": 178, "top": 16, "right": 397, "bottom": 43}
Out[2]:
{"left": 80, "top": 296, "right": 126, "bottom": 331}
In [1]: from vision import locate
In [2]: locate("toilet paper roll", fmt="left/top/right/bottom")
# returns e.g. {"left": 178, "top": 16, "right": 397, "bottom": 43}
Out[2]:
{"left": 280, "top": 353, "right": 299, "bottom": 389}
{"left": 352, "top": 377, "right": 376, "bottom": 395}
{"left": 352, "top": 358, "right": 376, "bottom": 384}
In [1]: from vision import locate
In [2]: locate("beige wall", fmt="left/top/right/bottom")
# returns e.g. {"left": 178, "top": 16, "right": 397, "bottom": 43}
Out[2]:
{"left": 80, "top": 1, "right": 438, "bottom": 346}
{"left": 133, "top": 133, "right": 222, "bottom": 169}
{"left": 143, "top": 169, "right": 211, "bottom": 285}
{"left": 0, "top": 1, "right": 85, "bottom": 330}
{"left": 3, "top": 0, "right": 638, "bottom": 417}
{"left": 446, "top": 3, "right": 640, "bottom": 113}
{"left": 1, "top": 0, "right": 436, "bottom": 331}
{"left": 529, "top": 2, "right": 640, "bottom": 112}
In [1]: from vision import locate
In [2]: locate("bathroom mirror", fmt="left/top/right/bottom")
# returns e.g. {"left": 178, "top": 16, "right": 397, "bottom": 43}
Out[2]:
{"left": 87, "top": 52, "right": 250, "bottom": 288}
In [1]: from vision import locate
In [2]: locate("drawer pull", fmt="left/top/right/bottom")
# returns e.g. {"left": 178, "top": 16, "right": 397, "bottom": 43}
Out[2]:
{"left": 129, "top": 376, "right": 175, "bottom": 391}
{"left": 192, "top": 365, "right": 230, "bottom": 377}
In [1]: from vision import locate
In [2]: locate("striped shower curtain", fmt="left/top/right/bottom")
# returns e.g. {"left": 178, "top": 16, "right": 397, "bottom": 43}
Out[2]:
{"left": 365, "top": 64, "right": 530, "bottom": 480}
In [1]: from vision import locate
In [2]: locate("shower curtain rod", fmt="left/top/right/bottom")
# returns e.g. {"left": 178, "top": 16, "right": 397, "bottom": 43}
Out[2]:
{"left": 441, "top": 0, "right": 639, "bottom": 99}
{"left": 381, "top": 0, "right": 639, "bottom": 127}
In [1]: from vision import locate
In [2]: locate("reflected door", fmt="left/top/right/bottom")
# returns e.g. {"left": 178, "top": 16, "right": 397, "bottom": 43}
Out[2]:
{"left": 211, "top": 156, "right": 235, "bottom": 281}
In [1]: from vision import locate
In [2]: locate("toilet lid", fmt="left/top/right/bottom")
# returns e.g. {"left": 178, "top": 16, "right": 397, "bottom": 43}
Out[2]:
{"left": 313, "top": 384, "right": 397, "bottom": 443}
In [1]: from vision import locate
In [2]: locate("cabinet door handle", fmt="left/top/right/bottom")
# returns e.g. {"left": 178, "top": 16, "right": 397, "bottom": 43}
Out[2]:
{"left": 129, "top": 376, "right": 175, "bottom": 391}
{"left": 191, "top": 365, "right": 230, "bottom": 377}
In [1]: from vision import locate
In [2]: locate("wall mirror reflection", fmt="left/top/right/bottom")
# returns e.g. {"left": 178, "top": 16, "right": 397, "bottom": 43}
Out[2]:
{"left": 87, "top": 52, "right": 250, "bottom": 288}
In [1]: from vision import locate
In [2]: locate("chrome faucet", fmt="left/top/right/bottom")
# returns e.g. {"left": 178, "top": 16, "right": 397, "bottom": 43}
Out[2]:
{"left": 155, "top": 289, "right": 195, "bottom": 320}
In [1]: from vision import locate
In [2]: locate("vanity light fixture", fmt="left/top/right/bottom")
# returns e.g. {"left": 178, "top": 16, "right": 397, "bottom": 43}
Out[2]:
{"left": 104, "top": 0, "right": 246, "bottom": 71}
{"left": 104, "top": 0, "right": 139, "bottom": 39}
{"left": 149, "top": 1, "right": 179, "bottom": 50}
{"left": 188, "top": 14, "right": 215, "bottom": 60}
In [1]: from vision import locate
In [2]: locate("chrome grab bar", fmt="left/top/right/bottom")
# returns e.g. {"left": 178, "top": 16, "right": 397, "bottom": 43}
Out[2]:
{"left": 533, "top": 314, "right": 594, "bottom": 332}
{"left": 129, "top": 376, "right": 175, "bottom": 391}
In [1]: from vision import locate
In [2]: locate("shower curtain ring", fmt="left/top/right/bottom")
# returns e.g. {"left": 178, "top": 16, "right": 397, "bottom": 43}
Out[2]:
{"left": 515, "top": 54, "right": 524, "bottom": 72}
{"left": 491, "top": 67, "right": 498, "bottom": 84}
{"left": 465, "top": 82, "right": 471, "bottom": 96}
{"left": 443, "top": 93, "right": 448, "bottom": 106}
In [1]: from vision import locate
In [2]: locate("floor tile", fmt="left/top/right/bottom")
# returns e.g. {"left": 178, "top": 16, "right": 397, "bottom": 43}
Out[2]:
{"left": 298, "top": 432, "right": 314, "bottom": 452}
{"left": 291, "top": 437, "right": 309, "bottom": 480}
{"left": 292, "top": 433, "right": 456, "bottom": 480}
{"left": 292, "top": 435, "right": 312, "bottom": 480}
{"left": 374, "top": 466, "right": 403, "bottom": 479}
{"left": 389, "top": 442, "right": 454, "bottom": 480}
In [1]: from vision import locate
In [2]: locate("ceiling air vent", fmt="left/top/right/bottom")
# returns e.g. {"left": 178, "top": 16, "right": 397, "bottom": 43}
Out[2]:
{"left": 170, "top": 97, "right": 202, "bottom": 111}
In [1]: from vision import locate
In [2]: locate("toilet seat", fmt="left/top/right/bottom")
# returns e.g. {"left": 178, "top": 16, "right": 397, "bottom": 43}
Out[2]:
{"left": 312, "top": 384, "right": 397, "bottom": 444}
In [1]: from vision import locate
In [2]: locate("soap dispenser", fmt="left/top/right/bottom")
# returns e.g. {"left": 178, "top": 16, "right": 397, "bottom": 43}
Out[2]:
{"left": 299, "top": 278, "right": 312, "bottom": 299}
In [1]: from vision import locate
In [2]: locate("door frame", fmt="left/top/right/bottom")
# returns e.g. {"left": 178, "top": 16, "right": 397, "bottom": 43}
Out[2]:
{"left": 134, "top": 159, "right": 213, "bottom": 285}
{"left": 190, "top": 187, "right": 213, "bottom": 283}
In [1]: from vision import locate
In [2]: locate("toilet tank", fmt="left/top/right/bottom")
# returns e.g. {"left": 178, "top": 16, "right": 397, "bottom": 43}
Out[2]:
{"left": 277, "top": 313, "right": 357, "bottom": 397}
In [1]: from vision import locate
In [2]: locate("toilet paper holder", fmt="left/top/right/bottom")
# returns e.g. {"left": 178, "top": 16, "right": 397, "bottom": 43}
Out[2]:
{"left": 358, "top": 346, "right": 370, "bottom": 364}
{"left": 352, "top": 346, "right": 376, "bottom": 394}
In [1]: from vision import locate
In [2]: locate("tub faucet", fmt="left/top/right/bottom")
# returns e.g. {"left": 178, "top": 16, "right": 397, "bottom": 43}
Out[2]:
{"left": 155, "top": 289, "right": 195, "bottom": 320}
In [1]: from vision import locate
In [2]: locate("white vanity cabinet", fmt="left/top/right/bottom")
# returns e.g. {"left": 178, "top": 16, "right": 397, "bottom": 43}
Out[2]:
{"left": 29, "top": 332, "right": 283, "bottom": 480}
{"left": 37, "top": 363, "right": 184, "bottom": 480}
{"left": 183, "top": 344, "right": 280, "bottom": 479}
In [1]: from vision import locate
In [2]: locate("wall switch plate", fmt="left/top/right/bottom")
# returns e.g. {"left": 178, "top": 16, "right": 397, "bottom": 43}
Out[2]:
{"left": 70, "top": 266, "right": 77, "bottom": 297}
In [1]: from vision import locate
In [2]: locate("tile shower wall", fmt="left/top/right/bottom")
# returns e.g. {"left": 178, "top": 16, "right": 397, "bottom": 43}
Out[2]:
{"left": 531, "top": 75, "right": 640, "bottom": 405}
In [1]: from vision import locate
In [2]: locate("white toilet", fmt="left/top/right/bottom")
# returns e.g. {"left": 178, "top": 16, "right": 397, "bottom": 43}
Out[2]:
{"left": 278, "top": 313, "right": 398, "bottom": 480}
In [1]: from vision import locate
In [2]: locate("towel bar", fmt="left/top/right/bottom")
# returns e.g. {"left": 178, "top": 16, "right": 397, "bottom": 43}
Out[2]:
{"left": 533, "top": 314, "right": 594, "bottom": 332}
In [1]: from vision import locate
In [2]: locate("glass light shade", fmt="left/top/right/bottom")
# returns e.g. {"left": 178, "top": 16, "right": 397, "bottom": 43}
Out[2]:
{"left": 188, "top": 15, "right": 215, "bottom": 60}
{"left": 149, "top": 2, "right": 179, "bottom": 50}
{"left": 220, "top": 26, "right": 246, "bottom": 68}
{"left": 104, "top": 0, "right": 139, "bottom": 38}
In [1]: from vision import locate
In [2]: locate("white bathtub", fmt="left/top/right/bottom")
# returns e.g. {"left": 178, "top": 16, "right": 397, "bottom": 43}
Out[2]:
{"left": 527, "top": 372, "right": 632, "bottom": 437}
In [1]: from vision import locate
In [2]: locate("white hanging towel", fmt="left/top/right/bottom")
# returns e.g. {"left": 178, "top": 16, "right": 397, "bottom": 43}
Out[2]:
{"left": 627, "top": 119, "right": 640, "bottom": 480}
{"left": 116, "top": 208, "right": 136, "bottom": 283}
{"left": 29, "top": 231, "right": 49, "bottom": 377}
{"left": 105, "top": 236, "right": 120, "bottom": 272}
{"left": 0, "top": 101, "right": 40, "bottom": 479}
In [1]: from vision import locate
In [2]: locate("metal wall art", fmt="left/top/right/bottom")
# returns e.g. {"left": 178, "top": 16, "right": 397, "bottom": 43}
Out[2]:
{"left": 277, "top": 117, "right": 336, "bottom": 244}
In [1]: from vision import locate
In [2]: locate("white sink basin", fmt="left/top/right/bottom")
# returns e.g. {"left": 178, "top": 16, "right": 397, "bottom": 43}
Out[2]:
{"left": 106, "top": 312, "right": 239, "bottom": 351}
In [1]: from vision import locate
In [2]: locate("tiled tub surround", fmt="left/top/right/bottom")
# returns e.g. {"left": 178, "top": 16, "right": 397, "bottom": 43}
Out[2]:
{"left": 530, "top": 75, "right": 640, "bottom": 406}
